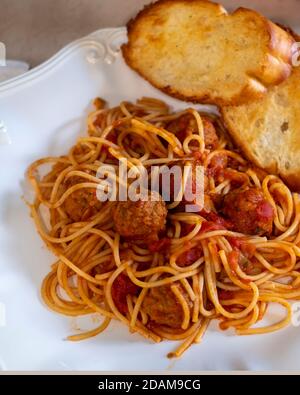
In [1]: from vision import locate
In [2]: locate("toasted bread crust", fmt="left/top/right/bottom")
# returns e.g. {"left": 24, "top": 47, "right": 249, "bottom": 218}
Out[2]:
{"left": 126, "top": 0, "right": 226, "bottom": 32}
{"left": 122, "top": 0, "right": 295, "bottom": 106}
{"left": 221, "top": 62, "right": 300, "bottom": 192}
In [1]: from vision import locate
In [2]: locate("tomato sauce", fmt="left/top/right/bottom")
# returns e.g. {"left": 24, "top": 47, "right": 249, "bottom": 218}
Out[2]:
{"left": 111, "top": 273, "right": 139, "bottom": 314}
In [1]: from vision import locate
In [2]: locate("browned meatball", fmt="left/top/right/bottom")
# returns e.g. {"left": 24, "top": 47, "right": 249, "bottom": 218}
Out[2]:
{"left": 167, "top": 113, "right": 219, "bottom": 149}
{"left": 222, "top": 187, "right": 274, "bottom": 235}
{"left": 64, "top": 175, "right": 101, "bottom": 222}
{"left": 113, "top": 191, "right": 167, "bottom": 241}
{"left": 143, "top": 284, "right": 191, "bottom": 328}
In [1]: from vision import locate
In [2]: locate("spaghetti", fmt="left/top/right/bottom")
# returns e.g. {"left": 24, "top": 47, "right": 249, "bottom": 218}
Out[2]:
{"left": 26, "top": 97, "right": 300, "bottom": 358}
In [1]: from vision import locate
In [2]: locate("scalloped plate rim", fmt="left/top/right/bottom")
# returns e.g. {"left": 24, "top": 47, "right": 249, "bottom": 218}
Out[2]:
{"left": 0, "top": 27, "right": 127, "bottom": 93}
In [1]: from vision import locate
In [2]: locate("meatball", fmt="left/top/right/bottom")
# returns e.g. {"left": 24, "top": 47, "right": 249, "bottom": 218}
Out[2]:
{"left": 222, "top": 187, "right": 274, "bottom": 235}
{"left": 202, "top": 117, "right": 219, "bottom": 150}
{"left": 143, "top": 284, "right": 191, "bottom": 328}
{"left": 167, "top": 113, "right": 219, "bottom": 150}
{"left": 63, "top": 175, "right": 101, "bottom": 222}
{"left": 113, "top": 191, "right": 167, "bottom": 241}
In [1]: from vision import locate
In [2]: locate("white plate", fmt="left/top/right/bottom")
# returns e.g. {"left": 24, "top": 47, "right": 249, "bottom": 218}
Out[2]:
{"left": 0, "top": 27, "right": 300, "bottom": 372}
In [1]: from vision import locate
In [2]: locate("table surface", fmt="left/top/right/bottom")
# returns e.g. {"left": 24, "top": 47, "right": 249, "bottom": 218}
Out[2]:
{"left": 0, "top": 0, "right": 299, "bottom": 68}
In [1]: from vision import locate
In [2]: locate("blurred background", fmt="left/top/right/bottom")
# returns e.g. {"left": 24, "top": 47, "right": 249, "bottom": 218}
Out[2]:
{"left": 0, "top": 0, "right": 299, "bottom": 68}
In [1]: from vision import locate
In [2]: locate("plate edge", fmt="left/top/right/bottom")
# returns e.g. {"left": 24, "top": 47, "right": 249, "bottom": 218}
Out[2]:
{"left": 0, "top": 27, "right": 127, "bottom": 94}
